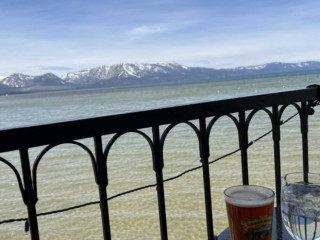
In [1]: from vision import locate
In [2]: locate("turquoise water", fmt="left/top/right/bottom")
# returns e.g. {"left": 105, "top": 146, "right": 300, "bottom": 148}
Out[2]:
{"left": 1, "top": 73, "right": 318, "bottom": 130}
{"left": 1, "top": 73, "right": 320, "bottom": 239}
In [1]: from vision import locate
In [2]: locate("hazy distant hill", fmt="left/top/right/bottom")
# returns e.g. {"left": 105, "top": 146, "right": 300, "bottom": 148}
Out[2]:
{"left": 1, "top": 61, "right": 320, "bottom": 95}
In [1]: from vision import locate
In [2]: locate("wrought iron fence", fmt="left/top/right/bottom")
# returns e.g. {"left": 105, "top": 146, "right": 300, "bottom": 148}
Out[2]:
{"left": 0, "top": 85, "right": 319, "bottom": 240}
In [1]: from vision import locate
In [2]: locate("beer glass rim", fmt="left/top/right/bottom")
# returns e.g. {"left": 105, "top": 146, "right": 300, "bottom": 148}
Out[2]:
{"left": 224, "top": 185, "right": 274, "bottom": 207}
{"left": 282, "top": 172, "right": 320, "bottom": 185}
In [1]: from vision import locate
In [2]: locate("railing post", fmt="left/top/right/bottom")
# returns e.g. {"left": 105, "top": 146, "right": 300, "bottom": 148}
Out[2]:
{"left": 301, "top": 102, "right": 309, "bottom": 176}
{"left": 305, "top": 84, "right": 320, "bottom": 181}
{"left": 239, "top": 111, "right": 249, "bottom": 185}
{"left": 152, "top": 126, "right": 168, "bottom": 240}
{"left": 271, "top": 106, "right": 284, "bottom": 238}
{"left": 272, "top": 106, "right": 281, "bottom": 207}
{"left": 19, "top": 148, "right": 40, "bottom": 240}
{"left": 94, "top": 136, "right": 112, "bottom": 240}
{"left": 199, "top": 117, "right": 215, "bottom": 239}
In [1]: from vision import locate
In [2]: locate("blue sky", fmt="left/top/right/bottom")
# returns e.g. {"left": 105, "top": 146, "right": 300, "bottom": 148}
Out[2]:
{"left": 0, "top": 0, "right": 319, "bottom": 76}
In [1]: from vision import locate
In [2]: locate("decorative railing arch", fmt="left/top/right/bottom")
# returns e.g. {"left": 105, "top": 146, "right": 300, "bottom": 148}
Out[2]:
{"left": 33, "top": 141, "right": 98, "bottom": 193}
{"left": 161, "top": 121, "right": 201, "bottom": 150}
{"left": 206, "top": 114, "right": 241, "bottom": 158}
{"left": 0, "top": 156, "right": 25, "bottom": 201}
{"left": 0, "top": 85, "right": 320, "bottom": 240}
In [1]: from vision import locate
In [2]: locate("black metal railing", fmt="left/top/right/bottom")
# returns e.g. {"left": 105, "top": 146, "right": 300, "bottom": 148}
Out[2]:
{"left": 0, "top": 85, "right": 319, "bottom": 240}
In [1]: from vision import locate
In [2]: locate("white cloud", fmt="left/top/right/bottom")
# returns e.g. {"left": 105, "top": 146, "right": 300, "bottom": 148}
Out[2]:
{"left": 126, "top": 25, "right": 169, "bottom": 37}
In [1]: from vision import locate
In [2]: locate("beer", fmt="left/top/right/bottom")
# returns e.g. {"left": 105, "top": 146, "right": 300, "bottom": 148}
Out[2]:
{"left": 224, "top": 185, "right": 274, "bottom": 240}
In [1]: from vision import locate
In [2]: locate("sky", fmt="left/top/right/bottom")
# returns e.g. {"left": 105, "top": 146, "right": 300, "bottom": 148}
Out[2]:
{"left": 0, "top": 0, "right": 320, "bottom": 77}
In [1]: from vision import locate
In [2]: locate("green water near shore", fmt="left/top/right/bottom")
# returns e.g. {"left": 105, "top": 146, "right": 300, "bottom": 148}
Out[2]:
{"left": 1, "top": 73, "right": 320, "bottom": 239}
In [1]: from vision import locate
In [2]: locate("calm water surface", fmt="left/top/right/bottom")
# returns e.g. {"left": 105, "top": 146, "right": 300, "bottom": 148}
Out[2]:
{"left": 1, "top": 74, "right": 320, "bottom": 239}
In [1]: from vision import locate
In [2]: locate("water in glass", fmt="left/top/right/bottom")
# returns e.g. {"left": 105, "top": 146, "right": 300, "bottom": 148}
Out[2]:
{"left": 281, "top": 172, "right": 320, "bottom": 240}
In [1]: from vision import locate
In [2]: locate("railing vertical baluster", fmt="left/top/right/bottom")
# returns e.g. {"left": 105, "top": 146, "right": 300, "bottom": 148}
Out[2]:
{"left": 152, "top": 126, "right": 168, "bottom": 240}
{"left": 301, "top": 102, "right": 309, "bottom": 178}
{"left": 239, "top": 111, "right": 249, "bottom": 185}
{"left": 19, "top": 148, "right": 39, "bottom": 240}
{"left": 94, "top": 136, "right": 112, "bottom": 240}
{"left": 199, "top": 117, "right": 215, "bottom": 239}
{"left": 272, "top": 106, "right": 281, "bottom": 207}
{"left": 272, "top": 106, "right": 284, "bottom": 238}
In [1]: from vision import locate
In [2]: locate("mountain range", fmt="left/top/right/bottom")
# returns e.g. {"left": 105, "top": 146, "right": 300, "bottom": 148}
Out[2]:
{"left": 1, "top": 61, "right": 320, "bottom": 95}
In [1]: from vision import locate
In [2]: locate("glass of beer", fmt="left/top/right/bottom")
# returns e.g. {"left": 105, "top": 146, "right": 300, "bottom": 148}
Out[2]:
{"left": 224, "top": 185, "right": 275, "bottom": 240}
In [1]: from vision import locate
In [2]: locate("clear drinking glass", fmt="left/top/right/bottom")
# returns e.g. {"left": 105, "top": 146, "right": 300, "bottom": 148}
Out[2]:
{"left": 281, "top": 172, "right": 320, "bottom": 240}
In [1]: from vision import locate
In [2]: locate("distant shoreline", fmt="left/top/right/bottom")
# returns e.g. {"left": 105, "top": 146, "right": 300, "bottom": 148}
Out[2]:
{"left": 1, "top": 69, "right": 320, "bottom": 97}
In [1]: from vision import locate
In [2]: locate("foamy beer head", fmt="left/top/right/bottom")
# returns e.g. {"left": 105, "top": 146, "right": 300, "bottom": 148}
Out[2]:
{"left": 224, "top": 185, "right": 274, "bottom": 240}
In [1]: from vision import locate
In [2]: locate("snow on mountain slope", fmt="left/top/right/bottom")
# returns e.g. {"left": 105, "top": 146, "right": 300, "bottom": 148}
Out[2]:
{"left": 61, "top": 63, "right": 190, "bottom": 85}
{"left": 1, "top": 73, "right": 34, "bottom": 87}
{"left": 1, "top": 73, "right": 65, "bottom": 88}
{"left": 234, "top": 61, "right": 317, "bottom": 71}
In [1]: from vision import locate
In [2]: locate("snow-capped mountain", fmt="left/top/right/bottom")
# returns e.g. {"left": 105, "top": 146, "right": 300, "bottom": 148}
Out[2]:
{"left": 1, "top": 73, "right": 34, "bottom": 87}
{"left": 234, "top": 61, "right": 320, "bottom": 72}
{"left": 61, "top": 63, "right": 190, "bottom": 86}
{"left": 2, "top": 73, "right": 66, "bottom": 88}
{"left": 218, "top": 61, "right": 320, "bottom": 79}
{"left": 1, "top": 61, "right": 320, "bottom": 95}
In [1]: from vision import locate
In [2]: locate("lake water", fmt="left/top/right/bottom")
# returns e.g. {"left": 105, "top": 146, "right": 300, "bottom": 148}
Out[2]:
{"left": 1, "top": 73, "right": 320, "bottom": 239}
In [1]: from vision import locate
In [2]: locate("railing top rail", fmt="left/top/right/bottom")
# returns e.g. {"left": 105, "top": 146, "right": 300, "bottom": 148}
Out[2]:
{"left": 0, "top": 87, "right": 318, "bottom": 152}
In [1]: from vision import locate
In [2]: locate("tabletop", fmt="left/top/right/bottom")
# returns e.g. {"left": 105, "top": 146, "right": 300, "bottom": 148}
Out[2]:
{"left": 218, "top": 207, "right": 293, "bottom": 240}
